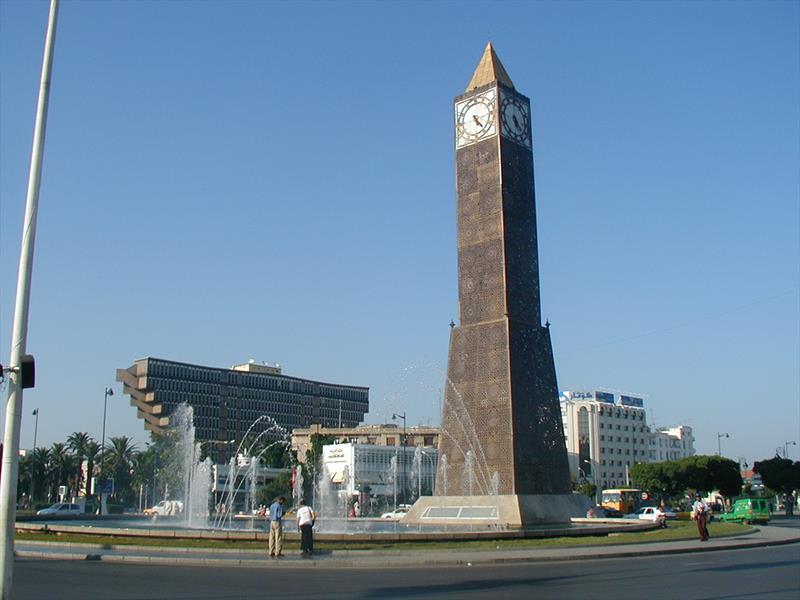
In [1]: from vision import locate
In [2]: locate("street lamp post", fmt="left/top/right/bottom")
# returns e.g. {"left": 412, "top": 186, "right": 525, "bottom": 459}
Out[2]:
{"left": 31, "top": 409, "right": 39, "bottom": 451}
{"left": 100, "top": 387, "right": 114, "bottom": 478}
{"left": 98, "top": 387, "right": 114, "bottom": 514}
{"left": 392, "top": 412, "right": 406, "bottom": 504}
{"left": 717, "top": 432, "right": 729, "bottom": 456}
{"left": 29, "top": 409, "right": 39, "bottom": 505}
{"left": 0, "top": 2, "right": 60, "bottom": 596}
{"left": 783, "top": 441, "right": 797, "bottom": 460}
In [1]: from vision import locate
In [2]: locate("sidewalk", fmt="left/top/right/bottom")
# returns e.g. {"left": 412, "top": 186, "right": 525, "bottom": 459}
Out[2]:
{"left": 15, "top": 520, "right": 800, "bottom": 569}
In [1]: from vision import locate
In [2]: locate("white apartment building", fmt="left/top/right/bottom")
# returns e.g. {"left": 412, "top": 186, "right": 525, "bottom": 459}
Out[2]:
{"left": 649, "top": 425, "right": 695, "bottom": 461}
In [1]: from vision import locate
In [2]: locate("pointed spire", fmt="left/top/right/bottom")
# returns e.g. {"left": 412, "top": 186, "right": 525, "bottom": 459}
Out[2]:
{"left": 465, "top": 42, "right": 514, "bottom": 92}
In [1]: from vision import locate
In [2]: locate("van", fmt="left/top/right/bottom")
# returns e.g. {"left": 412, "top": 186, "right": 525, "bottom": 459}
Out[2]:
{"left": 719, "top": 498, "right": 770, "bottom": 525}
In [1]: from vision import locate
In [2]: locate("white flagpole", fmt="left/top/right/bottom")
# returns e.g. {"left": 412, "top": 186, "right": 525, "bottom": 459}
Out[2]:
{"left": 0, "top": 1, "right": 60, "bottom": 597}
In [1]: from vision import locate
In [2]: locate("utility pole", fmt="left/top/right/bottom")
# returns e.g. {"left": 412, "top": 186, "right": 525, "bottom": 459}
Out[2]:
{"left": 0, "top": 2, "right": 59, "bottom": 597}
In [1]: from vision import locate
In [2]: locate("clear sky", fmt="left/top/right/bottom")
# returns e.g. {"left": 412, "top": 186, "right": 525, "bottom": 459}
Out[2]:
{"left": 1, "top": 1, "right": 798, "bottom": 467}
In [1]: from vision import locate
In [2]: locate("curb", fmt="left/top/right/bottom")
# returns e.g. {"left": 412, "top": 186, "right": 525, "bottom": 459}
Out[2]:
{"left": 15, "top": 531, "right": 800, "bottom": 569}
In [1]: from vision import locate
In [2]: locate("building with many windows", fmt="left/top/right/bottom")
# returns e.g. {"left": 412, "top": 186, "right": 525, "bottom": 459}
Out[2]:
{"left": 321, "top": 442, "right": 438, "bottom": 501}
{"left": 649, "top": 425, "right": 695, "bottom": 462}
{"left": 117, "top": 357, "right": 369, "bottom": 461}
{"left": 560, "top": 391, "right": 651, "bottom": 491}
{"left": 291, "top": 423, "right": 440, "bottom": 463}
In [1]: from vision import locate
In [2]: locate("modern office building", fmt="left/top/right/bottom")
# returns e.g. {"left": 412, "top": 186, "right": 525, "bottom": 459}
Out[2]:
{"left": 117, "top": 357, "right": 369, "bottom": 461}
{"left": 292, "top": 423, "right": 440, "bottom": 463}
{"left": 560, "top": 390, "right": 651, "bottom": 491}
{"left": 560, "top": 390, "right": 696, "bottom": 492}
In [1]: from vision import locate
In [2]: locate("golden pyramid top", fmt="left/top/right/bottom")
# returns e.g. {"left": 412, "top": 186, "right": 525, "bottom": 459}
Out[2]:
{"left": 465, "top": 43, "right": 514, "bottom": 92}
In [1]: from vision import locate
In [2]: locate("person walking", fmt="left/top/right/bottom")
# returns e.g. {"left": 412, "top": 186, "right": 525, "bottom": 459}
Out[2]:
{"left": 296, "top": 502, "right": 316, "bottom": 557}
{"left": 268, "top": 496, "right": 286, "bottom": 557}
{"left": 692, "top": 493, "right": 710, "bottom": 541}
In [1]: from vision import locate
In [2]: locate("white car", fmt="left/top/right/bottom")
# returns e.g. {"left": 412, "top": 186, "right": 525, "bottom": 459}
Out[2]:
{"left": 380, "top": 506, "right": 411, "bottom": 519}
{"left": 143, "top": 500, "right": 184, "bottom": 516}
{"left": 36, "top": 502, "right": 84, "bottom": 516}
{"left": 624, "top": 506, "right": 677, "bottom": 521}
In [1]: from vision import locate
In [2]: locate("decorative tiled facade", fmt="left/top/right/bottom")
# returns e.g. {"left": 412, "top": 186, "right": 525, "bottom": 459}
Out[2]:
{"left": 436, "top": 45, "right": 571, "bottom": 497}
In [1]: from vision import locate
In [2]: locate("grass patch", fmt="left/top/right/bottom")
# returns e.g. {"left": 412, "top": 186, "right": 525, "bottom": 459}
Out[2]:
{"left": 15, "top": 521, "right": 751, "bottom": 552}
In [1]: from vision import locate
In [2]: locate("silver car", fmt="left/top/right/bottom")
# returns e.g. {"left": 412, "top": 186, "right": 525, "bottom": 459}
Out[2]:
{"left": 36, "top": 502, "right": 84, "bottom": 516}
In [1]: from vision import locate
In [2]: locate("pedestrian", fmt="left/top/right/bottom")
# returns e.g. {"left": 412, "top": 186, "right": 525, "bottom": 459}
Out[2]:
{"left": 353, "top": 500, "right": 361, "bottom": 518}
{"left": 268, "top": 496, "right": 286, "bottom": 558}
{"left": 654, "top": 505, "right": 667, "bottom": 528}
{"left": 692, "top": 493, "right": 710, "bottom": 541}
{"left": 296, "top": 502, "right": 316, "bottom": 557}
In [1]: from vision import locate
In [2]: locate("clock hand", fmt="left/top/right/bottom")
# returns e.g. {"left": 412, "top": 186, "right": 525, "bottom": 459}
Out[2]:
{"left": 512, "top": 115, "right": 521, "bottom": 130}
{"left": 472, "top": 115, "right": 483, "bottom": 127}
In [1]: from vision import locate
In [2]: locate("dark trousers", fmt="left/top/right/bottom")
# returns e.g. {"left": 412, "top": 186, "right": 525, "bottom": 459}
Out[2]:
{"left": 300, "top": 524, "right": 314, "bottom": 554}
{"left": 696, "top": 514, "right": 709, "bottom": 540}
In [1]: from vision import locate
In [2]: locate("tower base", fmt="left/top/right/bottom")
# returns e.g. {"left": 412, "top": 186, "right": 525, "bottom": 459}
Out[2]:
{"left": 402, "top": 494, "right": 592, "bottom": 528}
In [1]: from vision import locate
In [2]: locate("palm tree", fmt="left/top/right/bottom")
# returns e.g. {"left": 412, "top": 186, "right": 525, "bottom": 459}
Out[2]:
{"left": 29, "top": 447, "right": 50, "bottom": 505}
{"left": 17, "top": 454, "right": 33, "bottom": 509}
{"left": 105, "top": 436, "right": 137, "bottom": 504}
{"left": 66, "top": 432, "right": 93, "bottom": 496}
{"left": 49, "top": 443, "right": 75, "bottom": 501}
{"left": 84, "top": 440, "right": 101, "bottom": 498}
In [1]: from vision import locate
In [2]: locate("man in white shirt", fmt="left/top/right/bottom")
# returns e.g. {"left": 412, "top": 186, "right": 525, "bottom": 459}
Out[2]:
{"left": 296, "top": 502, "right": 316, "bottom": 557}
{"left": 692, "top": 494, "right": 710, "bottom": 541}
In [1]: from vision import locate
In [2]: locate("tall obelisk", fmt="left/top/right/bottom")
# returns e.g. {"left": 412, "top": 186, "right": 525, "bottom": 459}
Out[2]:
{"left": 420, "top": 44, "right": 583, "bottom": 525}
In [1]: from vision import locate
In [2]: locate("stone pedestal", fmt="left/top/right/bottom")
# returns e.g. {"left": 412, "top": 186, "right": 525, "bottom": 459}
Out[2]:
{"left": 403, "top": 494, "right": 592, "bottom": 528}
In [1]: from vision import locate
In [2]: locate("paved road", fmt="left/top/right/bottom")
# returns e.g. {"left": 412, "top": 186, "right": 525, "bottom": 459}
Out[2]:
{"left": 13, "top": 543, "right": 800, "bottom": 599}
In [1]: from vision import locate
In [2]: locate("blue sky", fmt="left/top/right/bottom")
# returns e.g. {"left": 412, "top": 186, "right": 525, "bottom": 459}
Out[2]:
{"left": 1, "top": 0, "right": 798, "bottom": 466}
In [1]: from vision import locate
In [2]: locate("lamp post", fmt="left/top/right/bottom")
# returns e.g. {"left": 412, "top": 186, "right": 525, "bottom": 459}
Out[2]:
{"left": 99, "top": 387, "right": 114, "bottom": 515}
{"left": 717, "top": 432, "right": 729, "bottom": 456}
{"left": 100, "top": 387, "right": 114, "bottom": 480}
{"left": 392, "top": 412, "right": 406, "bottom": 504}
{"left": 0, "top": 2, "right": 60, "bottom": 596}
{"left": 783, "top": 441, "right": 797, "bottom": 460}
{"left": 29, "top": 409, "right": 39, "bottom": 505}
{"left": 31, "top": 409, "right": 39, "bottom": 451}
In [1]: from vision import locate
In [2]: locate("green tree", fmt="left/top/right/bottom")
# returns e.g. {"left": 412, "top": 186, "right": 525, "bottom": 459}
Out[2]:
{"left": 105, "top": 436, "right": 137, "bottom": 504}
{"left": 630, "top": 461, "right": 685, "bottom": 503}
{"left": 66, "top": 432, "right": 93, "bottom": 496}
{"left": 17, "top": 454, "right": 32, "bottom": 508}
{"left": 83, "top": 440, "right": 101, "bottom": 498}
{"left": 754, "top": 457, "right": 800, "bottom": 515}
{"left": 49, "top": 442, "right": 76, "bottom": 500}
{"left": 679, "top": 455, "right": 742, "bottom": 498}
{"left": 577, "top": 480, "right": 597, "bottom": 501}
{"left": 29, "top": 447, "right": 50, "bottom": 505}
{"left": 257, "top": 471, "right": 292, "bottom": 507}
{"left": 303, "top": 434, "right": 335, "bottom": 501}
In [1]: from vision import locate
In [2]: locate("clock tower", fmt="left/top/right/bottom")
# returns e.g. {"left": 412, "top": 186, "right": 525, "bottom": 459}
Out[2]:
{"left": 427, "top": 44, "right": 580, "bottom": 522}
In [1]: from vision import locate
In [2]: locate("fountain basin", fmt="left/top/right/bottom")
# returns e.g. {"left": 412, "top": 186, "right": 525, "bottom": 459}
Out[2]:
{"left": 15, "top": 516, "right": 653, "bottom": 543}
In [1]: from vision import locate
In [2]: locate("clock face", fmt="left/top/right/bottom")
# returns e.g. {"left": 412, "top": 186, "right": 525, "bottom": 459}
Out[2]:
{"left": 455, "top": 88, "right": 497, "bottom": 149}
{"left": 500, "top": 91, "right": 531, "bottom": 149}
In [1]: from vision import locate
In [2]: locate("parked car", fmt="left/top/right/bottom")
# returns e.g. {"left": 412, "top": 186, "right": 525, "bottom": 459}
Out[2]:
{"left": 624, "top": 506, "right": 677, "bottom": 521}
{"left": 380, "top": 505, "right": 411, "bottom": 519}
{"left": 36, "top": 502, "right": 84, "bottom": 516}
{"left": 143, "top": 500, "right": 184, "bottom": 516}
{"left": 719, "top": 498, "right": 770, "bottom": 525}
